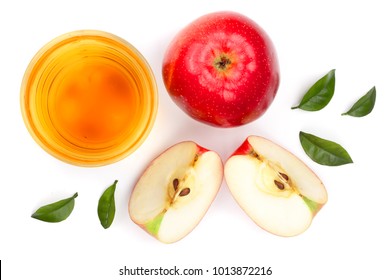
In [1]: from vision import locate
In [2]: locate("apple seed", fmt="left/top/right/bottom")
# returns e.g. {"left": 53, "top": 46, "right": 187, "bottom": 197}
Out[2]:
{"left": 173, "top": 178, "right": 179, "bottom": 191}
{"left": 179, "top": 188, "right": 191, "bottom": 197}
{"left": 274, "top": 180, "right": 285, "bottom": 190}
{"left": 279, "top": 172, "right": 289, "bottom": 181}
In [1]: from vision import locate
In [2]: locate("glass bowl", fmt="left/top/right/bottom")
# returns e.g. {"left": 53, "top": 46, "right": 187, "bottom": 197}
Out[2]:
{"left": 21, "top": 30, "right": 158, "bottom": 167}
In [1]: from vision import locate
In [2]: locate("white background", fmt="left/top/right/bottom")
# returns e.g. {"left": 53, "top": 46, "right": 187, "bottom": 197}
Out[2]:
{"left": 1, "top": 0, "right": 389, "bottom": 279}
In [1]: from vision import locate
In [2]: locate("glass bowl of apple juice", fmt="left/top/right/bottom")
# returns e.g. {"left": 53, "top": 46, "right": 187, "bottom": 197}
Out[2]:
{"left": 20, "top": 30, "right": 158, "bottom": 166}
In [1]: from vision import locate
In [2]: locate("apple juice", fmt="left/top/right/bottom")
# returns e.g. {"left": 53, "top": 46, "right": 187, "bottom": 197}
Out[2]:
{"left": 51, "top": 54, "right": 138, "bottom": 145}
{"left": 21, "top": 31, "right": 157, "bottom": 166}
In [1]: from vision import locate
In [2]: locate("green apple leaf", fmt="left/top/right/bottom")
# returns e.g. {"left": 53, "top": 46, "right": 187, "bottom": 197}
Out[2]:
{"left": 299, "top": 131, "right": 353, "bottom": 166}
{"left": 98, "top": 180, "right": 118, "bottom": 229}
{"left": 342, "top": 86, "right": 376, "bottom": 117}
{"left": 292, "top": 69, "right": 336, "bottom": 111}
{"left": 31, "top": 193, "right": 78, "bottom": 222}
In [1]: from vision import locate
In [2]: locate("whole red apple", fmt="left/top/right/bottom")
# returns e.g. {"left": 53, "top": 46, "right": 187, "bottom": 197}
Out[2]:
{"left": 162, "top": 11, "right": 280, "bottom": 127}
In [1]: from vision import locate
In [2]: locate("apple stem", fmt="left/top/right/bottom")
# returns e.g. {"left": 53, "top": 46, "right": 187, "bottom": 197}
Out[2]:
{"left": 214, "top": 55, "right": 232, "bottom": 71}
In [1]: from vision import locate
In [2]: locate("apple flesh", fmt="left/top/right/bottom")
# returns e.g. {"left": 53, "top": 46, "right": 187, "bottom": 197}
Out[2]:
{"left": 224, "top": 136, "right": 328, "bottom": 237}
{"left": 162, "top": 11, "right": 280, "bottom": 127}
{"left": 129, "top": 141, "right": 223, "bottom": 243}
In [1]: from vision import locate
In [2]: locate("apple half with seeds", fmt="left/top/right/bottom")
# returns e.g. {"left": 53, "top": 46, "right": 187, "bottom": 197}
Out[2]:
{"left": 129, "top": 141, "right": 223, "bottom": 243}
{"left": 224, "top": 136, "right": 328, "bottom": 237}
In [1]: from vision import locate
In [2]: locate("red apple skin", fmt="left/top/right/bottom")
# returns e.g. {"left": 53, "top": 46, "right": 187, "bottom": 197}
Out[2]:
{"left": 230, "top": 137, "right": 254, "bottom": 156}
{"left": 162, "top": 11, "right": 280, "bottom": 127}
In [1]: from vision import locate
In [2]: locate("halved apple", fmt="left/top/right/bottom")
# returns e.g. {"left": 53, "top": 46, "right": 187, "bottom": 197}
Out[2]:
{"left": 129, "top": 141, "right": 223, "bottom": 243}
{"left": 224, "top": 136, "right": 328, "bottom": 237}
